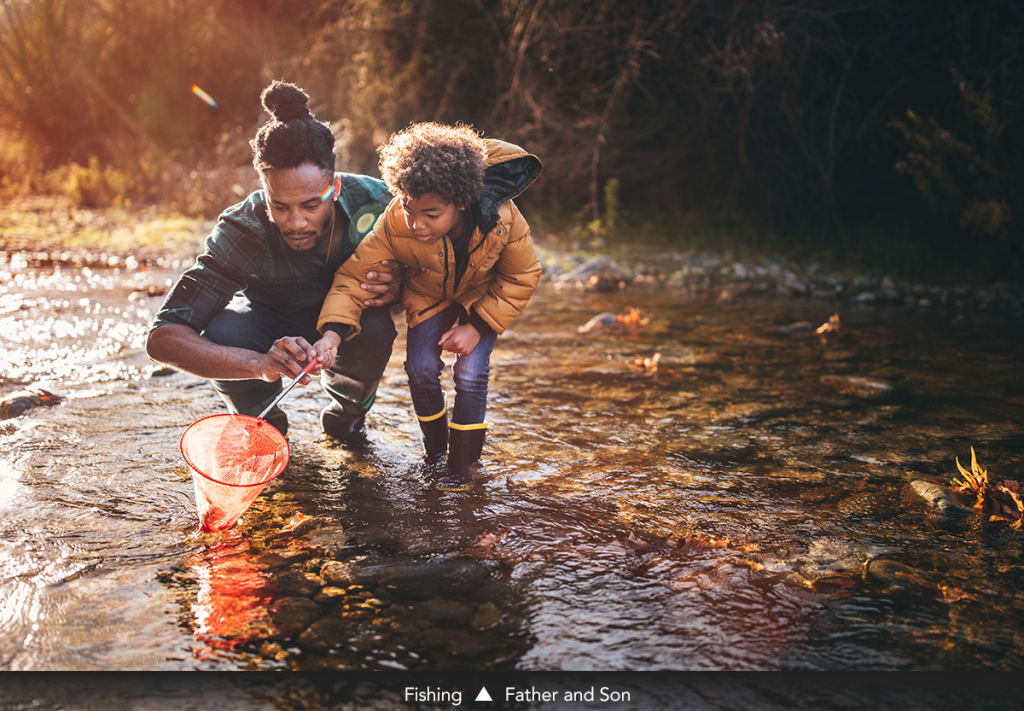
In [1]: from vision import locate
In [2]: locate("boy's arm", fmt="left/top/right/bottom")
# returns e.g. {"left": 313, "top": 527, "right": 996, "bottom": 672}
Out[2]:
{"left": 317, "top": 213, "right": 399, "bottom": 338}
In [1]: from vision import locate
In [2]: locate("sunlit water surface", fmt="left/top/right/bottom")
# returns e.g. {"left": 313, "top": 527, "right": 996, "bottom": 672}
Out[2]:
{"left": 1, "top": 257, "right": 1023, "bottom": 672}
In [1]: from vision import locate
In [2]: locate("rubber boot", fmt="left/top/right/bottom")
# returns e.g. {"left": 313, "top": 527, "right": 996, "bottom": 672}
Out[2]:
{"left": 417, "top": 409, "right": 448, "bottom": 464}
{"left": 320, "top": 372, "right": 380, "bottom": 450}
{"left": 261, "top": 405, "right": 289, "bottom": 437}
{"left": 437, "top": 424, "right": 486, "bottom": 492}
{"left": 320, "top": 408, "right": 368, "bottom": 448}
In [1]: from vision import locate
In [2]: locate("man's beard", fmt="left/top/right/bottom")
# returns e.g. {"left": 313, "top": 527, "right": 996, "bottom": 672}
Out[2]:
{"left": 282, "top": 209, "right": 332, "bottom": 253}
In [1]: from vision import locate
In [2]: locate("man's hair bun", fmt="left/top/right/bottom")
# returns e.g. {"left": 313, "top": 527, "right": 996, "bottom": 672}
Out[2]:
{"left": 261, "top": 81, "right": 311, "bottom": 122}
{"left": 250, "top": 80, "right": 335, "bottom": 172}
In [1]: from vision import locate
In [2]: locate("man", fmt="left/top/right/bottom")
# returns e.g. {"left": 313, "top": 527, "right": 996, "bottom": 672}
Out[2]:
{"left": 146, "top": 80, "right": 399, "bottom": 446}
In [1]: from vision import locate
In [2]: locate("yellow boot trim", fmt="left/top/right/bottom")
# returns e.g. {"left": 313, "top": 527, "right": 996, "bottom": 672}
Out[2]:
{"left": 449, "top": 421, "right": 488, "bottom": 431}
{"left": 416, "top": 407, "right": 447, "bottom": 423}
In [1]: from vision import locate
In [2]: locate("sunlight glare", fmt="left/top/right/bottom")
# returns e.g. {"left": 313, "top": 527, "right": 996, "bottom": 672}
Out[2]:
{"left": 191, "top": 84, "right": 219, "bottom": 108}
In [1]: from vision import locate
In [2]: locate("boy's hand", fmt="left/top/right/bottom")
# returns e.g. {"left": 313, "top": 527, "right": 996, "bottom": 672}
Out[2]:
{"left": 313, "top": 331, "right": 342, "bottom": 370}
{"left": 438, "top": 324, "right": 481, "bottom": 356}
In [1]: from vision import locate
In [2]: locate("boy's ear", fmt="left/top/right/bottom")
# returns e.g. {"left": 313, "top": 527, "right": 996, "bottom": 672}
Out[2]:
{"left": 332, "top": 176, "right": 342, "bottom": 197}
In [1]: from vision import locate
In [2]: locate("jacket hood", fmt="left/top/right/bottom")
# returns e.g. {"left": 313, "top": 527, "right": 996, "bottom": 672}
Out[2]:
{"left": 478, "top": 138, "right": 542, "bottom": 235}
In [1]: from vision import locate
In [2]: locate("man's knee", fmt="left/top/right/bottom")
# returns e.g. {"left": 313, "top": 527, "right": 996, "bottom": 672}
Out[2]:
{"left": 202, "top": 302, "right": 258, "bottom": 350}
{"left": 335, "top": 306, "right": 395, "bottom": 379}
{"left": 359, "top": 306, "right": 398, "bottom": 345}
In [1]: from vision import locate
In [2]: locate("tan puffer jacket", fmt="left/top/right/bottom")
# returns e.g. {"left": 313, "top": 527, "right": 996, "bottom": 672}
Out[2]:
{"left": 318, "top": 139, "right": 543, "bottom": 338}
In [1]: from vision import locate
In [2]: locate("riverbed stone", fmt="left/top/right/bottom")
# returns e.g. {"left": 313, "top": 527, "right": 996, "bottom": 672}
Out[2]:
{"left": 449, "top": 631, "right": 494, "bottom": 659}
{"left": 296, "top": 618, "right": 349, "bottom": 652}
{"left": 412, "top": 599, "right": 474, "bottom": 628}
{"left": 306, "top": 526, "right": 351, "bottom": 556}
{"left": 320, "top": 560, "right": 358, "bottom": 586}
{"left": 268, "top": 597, "right": 322, "bottom": 639}
{"left": 417, "top": 627, "right": 460, "bottom": 649}
{"left": 469, "top": 602, "right": 504, "bottom": 630}
{"left": 353, "top": 558, "right": 491, "bottom": 600}
{"left": 865, "top": 559, "right": 937, "bottom": 593}
{"left": 270, "top": 569, "right": 323, "bottom": 597}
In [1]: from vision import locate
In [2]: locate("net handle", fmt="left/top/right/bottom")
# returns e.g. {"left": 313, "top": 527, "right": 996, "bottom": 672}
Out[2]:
{"left": 258, "top": 358, "right": 319, "bottom": 420}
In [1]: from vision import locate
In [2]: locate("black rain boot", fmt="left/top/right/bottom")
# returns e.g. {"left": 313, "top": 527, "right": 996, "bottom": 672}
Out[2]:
{"left": 321, "top": 408, "right": 369, "bottom": 450}
{"left": 417, "top": 410, "right": 448, "bottom": 464}
{"left": 437, "top": 425, "right": 486, "bottom": 492}
{"left": 320, "top": 373, "right": 381, "bottom": 450}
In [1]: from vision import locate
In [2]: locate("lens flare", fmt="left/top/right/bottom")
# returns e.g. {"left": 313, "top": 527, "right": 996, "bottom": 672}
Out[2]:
{"left": 320, "top": 185, "right": 335, "bottom": 202}
{"left": 191, "top": 84, "right": 218, "bottom": 108}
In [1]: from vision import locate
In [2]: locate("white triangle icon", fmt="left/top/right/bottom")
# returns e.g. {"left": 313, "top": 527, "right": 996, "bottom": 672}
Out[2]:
{"left": 476, "top": 687, "right": 493, "bottom": 702}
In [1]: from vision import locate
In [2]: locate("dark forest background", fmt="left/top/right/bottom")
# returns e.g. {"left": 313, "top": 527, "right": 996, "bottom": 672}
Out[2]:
{"left": 0, "top": 0, "right": 1021, "bottom": 283}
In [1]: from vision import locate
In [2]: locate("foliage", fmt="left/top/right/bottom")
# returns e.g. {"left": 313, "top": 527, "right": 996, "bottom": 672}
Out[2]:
{"left": 0, "top": 0, "right": 1021, "bottom": 280}
{"left": 953, "top": 447, "right": 1024, "bottom": 529}
{"left": 0, "top": 0, "right": 312, "bottom": 214}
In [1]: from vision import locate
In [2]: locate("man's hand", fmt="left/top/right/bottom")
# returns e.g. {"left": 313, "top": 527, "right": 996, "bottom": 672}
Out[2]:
{"left": 438, "top": 324, "right": 481, "bottom": 356}
{"left": 260, "top": 336, "right": 320, "bottom": 384}
{"left": 361, "top": 259, "right": 403, "bottom": 307}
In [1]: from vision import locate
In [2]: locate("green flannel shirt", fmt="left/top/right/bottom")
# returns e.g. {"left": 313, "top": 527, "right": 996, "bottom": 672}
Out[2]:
{"left": 150, "top": 173, "right": 391, "bottom": 334}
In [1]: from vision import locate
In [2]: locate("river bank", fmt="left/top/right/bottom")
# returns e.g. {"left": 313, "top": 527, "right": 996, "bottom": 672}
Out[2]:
{"left": 3, "top": 196, "right": 1023, "bottom": 323}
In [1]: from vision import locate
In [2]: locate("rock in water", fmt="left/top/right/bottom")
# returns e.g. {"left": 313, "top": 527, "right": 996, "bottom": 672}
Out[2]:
{"left": 0, "top": 389, "right": 64, "bottom": 420}
{"left": 578, "top": 312, "right": 620, "bottom": 334}
{"left": 819, "top": 375, "right": 893, "bottom": 398}
{"left": 909, "top": 480, "right": 974, "bottom": 517}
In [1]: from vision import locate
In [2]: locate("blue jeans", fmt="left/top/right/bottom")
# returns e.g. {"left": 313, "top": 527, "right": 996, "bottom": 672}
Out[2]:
{"left": 202, "top": 295, "right": 396, "bottom": 417}
{"left": 404, "top": 303, "right": 498, "bottom": 426}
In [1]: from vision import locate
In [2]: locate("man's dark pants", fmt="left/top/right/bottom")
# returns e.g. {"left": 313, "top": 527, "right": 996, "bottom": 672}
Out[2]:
{"left": 202, "top": 296, "right": 396, "bottom": 434}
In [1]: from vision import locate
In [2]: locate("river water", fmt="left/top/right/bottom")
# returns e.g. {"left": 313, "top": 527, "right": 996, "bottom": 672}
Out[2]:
{"left": 2, "top": 253, "right": 1023, "bottom": 674}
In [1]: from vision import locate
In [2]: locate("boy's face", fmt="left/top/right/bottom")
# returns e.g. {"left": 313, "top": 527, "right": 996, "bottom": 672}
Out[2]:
{"left": 400, "top": 193, "right": 464, "bottom": 246}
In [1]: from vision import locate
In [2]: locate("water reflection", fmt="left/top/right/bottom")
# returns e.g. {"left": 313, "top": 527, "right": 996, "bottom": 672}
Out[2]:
{"left": 191, "top": 536, "right": 275, "bottom": 656}
{"left": 2, "top": 260, "right": 1024, "bottom": 670}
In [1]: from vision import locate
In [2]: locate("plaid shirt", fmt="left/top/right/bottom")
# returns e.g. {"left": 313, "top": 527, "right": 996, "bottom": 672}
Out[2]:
{"left": 150, "top": 173, "right": 391, "bottom": 333}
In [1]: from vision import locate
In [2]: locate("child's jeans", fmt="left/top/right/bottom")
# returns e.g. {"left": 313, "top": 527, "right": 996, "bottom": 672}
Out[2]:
{"left": 405, "top": 302, "right": 498, "bottom": 425}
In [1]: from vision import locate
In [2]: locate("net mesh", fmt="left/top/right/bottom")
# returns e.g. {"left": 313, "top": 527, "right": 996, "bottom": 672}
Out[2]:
{"left": 180, "top": 414, "right": 289, "bottom": 487}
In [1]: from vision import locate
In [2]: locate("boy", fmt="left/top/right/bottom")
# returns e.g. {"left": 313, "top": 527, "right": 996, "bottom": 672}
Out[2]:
{"left": 313, "top": 122, "right": 542, "bottom": 490}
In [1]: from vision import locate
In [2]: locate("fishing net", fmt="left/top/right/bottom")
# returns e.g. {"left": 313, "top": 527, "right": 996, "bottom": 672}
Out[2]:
{"left": 180, "top": 414, "right": 290, "bottom": 531}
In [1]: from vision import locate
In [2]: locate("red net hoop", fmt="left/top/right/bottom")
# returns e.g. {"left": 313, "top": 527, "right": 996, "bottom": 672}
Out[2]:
{"left": 180, "top": 413, "right": 290, "bottom": 531}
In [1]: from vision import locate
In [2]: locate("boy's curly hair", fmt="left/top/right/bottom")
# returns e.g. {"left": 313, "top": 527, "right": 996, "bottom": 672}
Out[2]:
{"left": 377, "top": 122, "right": 485, "bottom": 207}
{"left": 250, "top": 81, "right": 335, "bottom": 173}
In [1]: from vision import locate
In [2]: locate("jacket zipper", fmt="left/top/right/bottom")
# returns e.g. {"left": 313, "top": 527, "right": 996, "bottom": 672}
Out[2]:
{"left": 416, "top": 236, "right": 452, "bottom": 317}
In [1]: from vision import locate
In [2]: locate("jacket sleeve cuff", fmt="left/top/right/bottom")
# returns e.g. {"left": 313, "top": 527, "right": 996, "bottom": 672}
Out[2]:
{"left": 322, "top": 323, "right": 350, "bottom": 340}
{"left": 465, "top": 308, "right": 495, "bottom": 338}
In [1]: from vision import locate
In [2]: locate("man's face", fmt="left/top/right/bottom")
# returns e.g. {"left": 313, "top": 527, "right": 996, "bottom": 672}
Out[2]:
{"left": 261, "top": 163, "right": 336, "bottom": 253}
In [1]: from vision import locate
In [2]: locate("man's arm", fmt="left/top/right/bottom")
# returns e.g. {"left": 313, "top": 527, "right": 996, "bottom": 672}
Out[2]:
{"left": 146, "top": 324, "right": 319, "bottom": 384}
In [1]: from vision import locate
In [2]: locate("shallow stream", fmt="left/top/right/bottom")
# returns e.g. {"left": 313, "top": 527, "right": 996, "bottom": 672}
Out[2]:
{"left": 2, "top": 255, "right": 1023, "bottom": 672}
